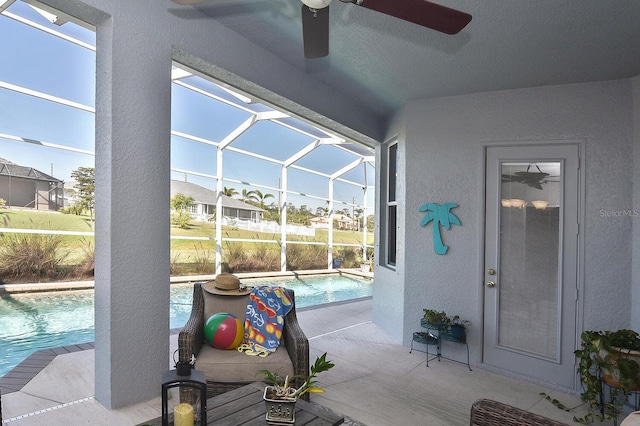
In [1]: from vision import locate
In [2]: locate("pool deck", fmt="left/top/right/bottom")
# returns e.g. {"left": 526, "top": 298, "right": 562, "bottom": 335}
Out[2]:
{"left": 0, "top": 296, "right": 599, "bottom": 425}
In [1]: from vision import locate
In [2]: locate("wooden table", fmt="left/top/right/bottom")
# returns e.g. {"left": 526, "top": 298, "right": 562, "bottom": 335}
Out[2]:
{"left": 141, "top": 381, "right": 344, "bottom": 425}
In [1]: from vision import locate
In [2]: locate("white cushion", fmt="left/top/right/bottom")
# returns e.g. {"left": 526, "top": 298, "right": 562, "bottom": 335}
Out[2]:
{"left": 622, "top": 412, "right": 640, "bottom": 426}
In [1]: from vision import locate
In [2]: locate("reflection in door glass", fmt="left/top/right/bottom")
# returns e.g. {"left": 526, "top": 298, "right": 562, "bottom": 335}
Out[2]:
{"left": 499, "top": 162, "right": 561, "bottom": 358}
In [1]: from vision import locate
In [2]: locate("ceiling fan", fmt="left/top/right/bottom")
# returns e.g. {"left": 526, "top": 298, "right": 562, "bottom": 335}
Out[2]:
{"left": 502, "top": 164, "right": 559, "bottom": 190}
{"left": 171, "top": 0, "right": 472, "bottom": 58}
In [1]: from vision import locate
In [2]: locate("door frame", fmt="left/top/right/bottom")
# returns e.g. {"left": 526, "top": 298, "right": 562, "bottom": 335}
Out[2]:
{"left": 479, "top": 140, "right": 586, "bottom": 391}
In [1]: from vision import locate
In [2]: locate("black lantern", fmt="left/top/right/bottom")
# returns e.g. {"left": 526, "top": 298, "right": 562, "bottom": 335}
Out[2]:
{"left": 161, "top": 367, "right": 207, "bottom": 426}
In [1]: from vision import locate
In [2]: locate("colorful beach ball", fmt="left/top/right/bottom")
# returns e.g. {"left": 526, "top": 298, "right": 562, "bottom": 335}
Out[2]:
{"left": 204, "top": 313, "right": 244, "bottom": 350}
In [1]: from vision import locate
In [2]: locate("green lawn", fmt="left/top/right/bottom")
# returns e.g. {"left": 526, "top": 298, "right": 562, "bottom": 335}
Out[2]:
{"left": 0, "top": 209, "right": 374, "bottom": 270}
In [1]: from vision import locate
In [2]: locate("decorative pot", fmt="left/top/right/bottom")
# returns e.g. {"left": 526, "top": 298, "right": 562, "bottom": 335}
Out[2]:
{"left": 360, "top": 263, "right": 371, "bottom": 273}
{"left": 601, "top": 346, "right": 640, "bottom": 391}
{"left": 263, "top": 386, "right": 296, "bottom": 424}
{"left": 447, "top": 324, "right": 467, "bottom": 344}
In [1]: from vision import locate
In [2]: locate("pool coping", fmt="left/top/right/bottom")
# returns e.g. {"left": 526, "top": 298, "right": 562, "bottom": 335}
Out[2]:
{"left": 0, "top": 342, "right": 96, "bottom": 395}
{"left": 0, "top": 268, "right": 373, "bottom": 294}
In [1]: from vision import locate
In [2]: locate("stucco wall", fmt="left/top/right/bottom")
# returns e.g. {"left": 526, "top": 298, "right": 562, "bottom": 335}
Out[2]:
{"left": 375, "top": 79, "right": 635, "bottom": 365}
{"left": 632, "top": 75, "right": 640, "bottom": 331}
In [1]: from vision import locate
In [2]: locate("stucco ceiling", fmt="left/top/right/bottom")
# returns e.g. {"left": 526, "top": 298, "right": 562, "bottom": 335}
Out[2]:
{"left": 173, "top": 0, "right": 640, "bottom": 126}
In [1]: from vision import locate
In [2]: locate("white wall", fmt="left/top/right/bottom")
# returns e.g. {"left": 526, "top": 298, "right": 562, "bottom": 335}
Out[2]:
{"left": 632, "top": 75, "right": 640, "bottom": 331}
{"left": 375, "top": 79, "right": 636, "bottom": 366}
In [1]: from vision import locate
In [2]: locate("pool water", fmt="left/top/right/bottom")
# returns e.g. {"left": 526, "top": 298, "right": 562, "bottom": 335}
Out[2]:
{"left": 0, "top": 274, "right": 372, "bottom": 377}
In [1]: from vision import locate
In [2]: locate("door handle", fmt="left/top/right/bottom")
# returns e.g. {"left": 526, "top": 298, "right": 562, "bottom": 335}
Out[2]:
{"left": 486, "top": 281, "right": 496, "bottom": 288}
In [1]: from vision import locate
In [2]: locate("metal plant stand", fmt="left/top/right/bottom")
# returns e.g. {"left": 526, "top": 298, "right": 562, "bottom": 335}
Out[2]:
{"left": 410, "top": 319, "right": 471, "bottom": 370}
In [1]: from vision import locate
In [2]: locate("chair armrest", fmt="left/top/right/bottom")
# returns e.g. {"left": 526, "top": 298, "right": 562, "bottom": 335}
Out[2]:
{"left": 470, "top": 399, "right": 568, "bottom": 426}
{"left": 282, "top": 289, "right": 310, "bottom": 400}
{"left": 178, "top": 283, "right": 205, "bottom": 363}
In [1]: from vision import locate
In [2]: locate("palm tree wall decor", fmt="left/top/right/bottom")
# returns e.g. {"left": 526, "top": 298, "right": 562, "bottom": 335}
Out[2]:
{"left": 419, "top": 202, "right": 461, "bottom": 255}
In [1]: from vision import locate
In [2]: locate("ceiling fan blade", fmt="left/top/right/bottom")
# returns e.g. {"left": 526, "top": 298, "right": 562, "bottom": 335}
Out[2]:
{"left": 302, "top": 5, "right": 329, "bottom": 58}
{"left": 353, "top": 0, "right": 471, "bottom": 35}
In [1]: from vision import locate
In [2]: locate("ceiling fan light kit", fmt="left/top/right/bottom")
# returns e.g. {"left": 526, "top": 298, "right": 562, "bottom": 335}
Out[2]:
{"left": 300, "top": 0, "right": 333, "bottom": 10}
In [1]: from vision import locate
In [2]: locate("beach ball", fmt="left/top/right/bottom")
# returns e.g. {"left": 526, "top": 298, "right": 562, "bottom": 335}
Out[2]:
{"left": 204, "top": 313, "right": 244, "bottom": 350}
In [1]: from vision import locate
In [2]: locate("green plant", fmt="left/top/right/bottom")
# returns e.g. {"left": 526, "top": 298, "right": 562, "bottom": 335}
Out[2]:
{"left": 191, "top": 242, "right": 214, "bottom": 274}
{"left": 171, "top": 210, "right": 192, "bottom": 229}
{"left": 422, "top": 309, "right": 471, "bottom": 327}
{"left": 260, "top": 352, "right": 335, "bottom": 400}
{"left": 542, "top": 329, "right": 640, "bottom": 423}
{"left": 0, "top": 231, "right": 68, "bottom": 279}
{"left": 422, "top": 309, "right": 450, "bottom": 325}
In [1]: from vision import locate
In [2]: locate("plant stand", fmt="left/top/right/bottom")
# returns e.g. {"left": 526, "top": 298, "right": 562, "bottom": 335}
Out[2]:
{"left": 599, "top": 371, "right": 640, "bottom": 426}
{"left": 410, "top": 319, "right": 471, "bottom": 371}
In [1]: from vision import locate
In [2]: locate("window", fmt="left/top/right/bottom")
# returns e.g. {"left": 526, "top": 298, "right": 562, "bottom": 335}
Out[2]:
{"left": 381, "top": 139, "right": 398, "bottom": 267}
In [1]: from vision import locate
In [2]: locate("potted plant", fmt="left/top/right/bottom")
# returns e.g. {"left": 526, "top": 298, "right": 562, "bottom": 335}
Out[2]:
{"left": 422, "top": 309, "right": 450, "bottom": 326}
{"left": 542, "top": 329, "right": 640, "bottom": 423}
{"left": 260, "top": 352, "right": 335, "bottom": 424}
{"left": 360, "top": 258, "right": 373, "bottom": 273}
{"left": 421, "top": 309, "right": 470, "bottom": 343}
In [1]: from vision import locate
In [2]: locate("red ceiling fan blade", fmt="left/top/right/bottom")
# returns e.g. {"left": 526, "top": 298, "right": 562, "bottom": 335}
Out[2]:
{"left": 353, "top": 0, "right": 472, "bottom": 35}
{"left": 302, "top": 5, "right": 330, "bottom": 58}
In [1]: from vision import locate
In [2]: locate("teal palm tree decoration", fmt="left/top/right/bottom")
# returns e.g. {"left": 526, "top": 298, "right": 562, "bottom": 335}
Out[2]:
{"left": 419, "top": 202, "right": 461, "bottom": 255}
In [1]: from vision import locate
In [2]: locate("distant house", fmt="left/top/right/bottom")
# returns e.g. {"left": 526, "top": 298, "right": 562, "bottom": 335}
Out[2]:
{"left": 0, "top": 158, "right": 64, "bottom": 211}
{"left": 170, "top": 180, "right": 264, "bottom": 222}
{"left": 310, "top": 213, "right": 354, "bottom": 230}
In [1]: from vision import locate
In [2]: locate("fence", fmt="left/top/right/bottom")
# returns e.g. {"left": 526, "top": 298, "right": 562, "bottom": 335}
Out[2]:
{"left": 222, "top": 217, "right": 315, "bottom": 237}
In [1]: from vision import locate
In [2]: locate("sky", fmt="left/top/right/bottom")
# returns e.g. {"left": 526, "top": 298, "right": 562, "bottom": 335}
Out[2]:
{"left": 0, "top": 1, "right": 375, "bottom": 213}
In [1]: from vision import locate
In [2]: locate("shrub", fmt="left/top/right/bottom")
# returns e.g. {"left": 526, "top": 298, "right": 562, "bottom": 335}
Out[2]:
{"left": 250, "top": 241, "right": 280, "bottom": 272}
{"left": 286, "top": 243, "right": 327, "bottom": 270}
{"left": 171, "top": 211, "right": 192, "bottom": 229}
{"left": 75, "top": 237, "right": 95, "bottom": 278}
{"left": 0, "top": 198, "right": 6, "bottom": 208}
{"left": 222, "top": 239, "right": 247, "bottom": 273}
{"left": 334, "top": 246, "right": 359, "bottom": 268}
{"left": 0, "top": 232, "right": 68, "bottom": 279}
{"left": 191, "top": 243, "right": 214, "bottom": 274}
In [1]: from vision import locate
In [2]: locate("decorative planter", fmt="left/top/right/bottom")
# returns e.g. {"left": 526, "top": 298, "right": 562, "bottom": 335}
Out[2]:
{"left": 601, "top": 346, "right": 640, "bottom": 391}
{"left": 264, "top": 386, "right": 296, "bottom": 424}
{"left": 446, "top": 324, "right": 467, "bottom": 344}
{"left": 360, "top": 263, "right": 371, "bottom": 273}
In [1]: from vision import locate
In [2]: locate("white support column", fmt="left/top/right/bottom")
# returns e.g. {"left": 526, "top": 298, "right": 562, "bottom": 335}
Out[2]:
{"left": 328, "top": 178, "right": 335, "bottom": 267}
{"left": 215, "top": 115, "right": 255, "bottom": 273}
{"left": 215, "top": 146, "right": 224, "bottom": 274}
{"left": 362, "top": 191, "right": 368, "bottom": 261}
{"left": 94, "top": 14, "right": 171, "bottom": 409}
{"left": 362, "top": 164, "right": 369, "bottom": 262}
{"left": 280, "top": 166, "right": 288, "bottom": 271}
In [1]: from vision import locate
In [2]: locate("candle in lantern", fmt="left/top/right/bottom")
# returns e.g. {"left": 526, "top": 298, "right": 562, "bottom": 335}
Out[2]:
{"left": 174, "top": 403, "right": 194, "bottom": 426}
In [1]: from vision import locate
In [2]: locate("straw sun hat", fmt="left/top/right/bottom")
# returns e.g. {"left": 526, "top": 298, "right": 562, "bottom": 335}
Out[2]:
{"left": 203, "top": 273, "right": 251, "bottom": 296}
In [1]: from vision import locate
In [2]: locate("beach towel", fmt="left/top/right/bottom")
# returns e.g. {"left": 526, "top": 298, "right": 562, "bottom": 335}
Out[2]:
{"left": 237, "top": 286, "right": 292, "bottom": 357}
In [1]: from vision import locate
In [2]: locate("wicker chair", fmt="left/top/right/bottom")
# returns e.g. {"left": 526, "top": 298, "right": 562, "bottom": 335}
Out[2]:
{"left": 178, "top": 283, "right": 310, "bottom": 400}
{"left": 470, "top": 399, "right": 568, "bottom": 426}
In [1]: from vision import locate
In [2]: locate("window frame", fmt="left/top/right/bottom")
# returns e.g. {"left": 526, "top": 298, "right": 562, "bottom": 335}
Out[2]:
{"left": 380, "top": 138, "right": 398, "bottom": 268}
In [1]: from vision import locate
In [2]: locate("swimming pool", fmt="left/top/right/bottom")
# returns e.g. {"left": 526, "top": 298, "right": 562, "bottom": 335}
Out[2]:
{"left": 0, "top": 274, "right": 372, "bottom": 377}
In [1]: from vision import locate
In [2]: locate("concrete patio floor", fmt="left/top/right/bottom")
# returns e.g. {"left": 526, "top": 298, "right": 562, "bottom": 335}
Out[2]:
{"left": 1, "top": 297, "right": 611, "bottom": 425}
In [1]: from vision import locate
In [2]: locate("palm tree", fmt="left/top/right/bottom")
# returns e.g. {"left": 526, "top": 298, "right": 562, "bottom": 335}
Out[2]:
{"left": 222, "top": 186, "right": 238, "bottom": 198}
{"left": 419, "top": 202, "right": 461, "bottom": 255}
{"left": 251, "top": 190, "right": 274, "bottom": 209}
{"left": 241, "top": 189, "right": 256, "bottom": 203}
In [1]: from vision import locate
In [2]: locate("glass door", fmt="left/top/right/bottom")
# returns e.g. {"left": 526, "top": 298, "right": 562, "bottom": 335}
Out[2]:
{"left": 483, "top": 144, "right": 579, "bottom": 389}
